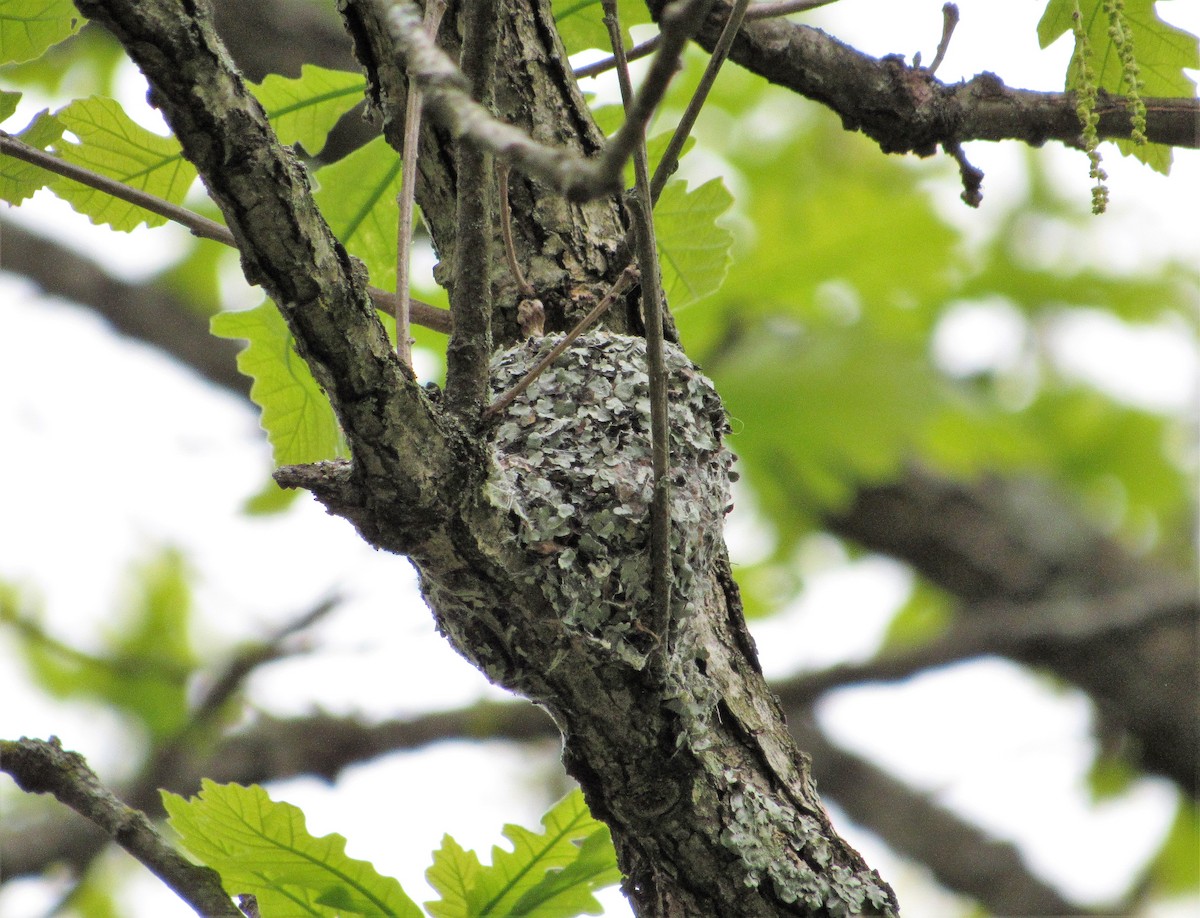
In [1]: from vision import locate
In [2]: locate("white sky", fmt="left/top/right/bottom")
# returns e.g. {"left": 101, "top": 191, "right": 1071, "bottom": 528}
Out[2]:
{"left": 1, "top": 2, "right": 1198, "bottom": 916}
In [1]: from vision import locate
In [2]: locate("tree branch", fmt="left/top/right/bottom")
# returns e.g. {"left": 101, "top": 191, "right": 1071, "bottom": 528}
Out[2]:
{"left": 648, "top": 0, "right": 1199, "bottom": 158}
{"left": 0, "top": 737, "right": 242, "bottom": 918}
{"left": 444, "top": 0, "right": 497, "bottom": 419}
{"left": 375, "top": 0, "right": 713, "bottom": 202}
{"left": 74, "top": 0, "right": 453, "bottom": 556}
{"left": 826, "top": 466, "right": 1199, "bottom": 795}
{"left": 0, "top": 130, "right": 453, "bottom": 335}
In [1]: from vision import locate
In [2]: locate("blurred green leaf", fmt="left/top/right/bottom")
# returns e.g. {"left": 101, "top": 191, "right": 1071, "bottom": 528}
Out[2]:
{"left": 656, "top": 177, "right": 734, "bottom": 311}
{"left": 164, "top": 780, "right": 423, "bottom": 918}
{"left": 880, "top": 580, "right": 953, "bottom": 651}
{"left": 1148, "top": 799, "right": 1200, "bottom": 895}
{"left": 211, "top": 302, "right": 346, "bottom": 468}
{"left": 16, "top": 549, "right": 195, "bottom": 740}
{"left": 551, "top": 0, "right": 650, "bottom": 56}
{"left": 0, "top": 0, "right": 83, "bottom": 65}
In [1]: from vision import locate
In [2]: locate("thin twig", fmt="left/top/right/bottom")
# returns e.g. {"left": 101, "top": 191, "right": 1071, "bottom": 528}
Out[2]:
{"left": 395, "top": 0, "right": 448, "bottom": 364}
{"left": 573, "top": 0, "right": 838, "bottom": 81}
{"left": 650, "top": 0, "right": 751, "bottom": 203}
{"left": 496, "top": 162, "right": 536, "bottom": 297}
{"left": 1, "top": 130, "right": 233, "bottom": 244}
{"left": 379, "top": 0, "right": 710, "bottom": 201}
{"left": 483, "top": 266, "right": 639, "bottom": 419}
{"left": 0, "top": 738, "right": 243, "bottom": 918}
{"left": 444, "top": 0, "right": 497, "bottom": 417}
{"left": 0, "top": 130, "right": 453, "bottom": 334}
{"left": 602, "top": 0, "right": 674, "bottom": 654}
{"left": 927, "top": 3, "right": 959, "bottom": 75}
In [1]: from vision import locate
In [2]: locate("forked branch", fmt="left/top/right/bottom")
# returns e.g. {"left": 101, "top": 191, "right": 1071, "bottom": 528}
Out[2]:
{"left": 377, "top": 0, "right": 712, "bottom": 201}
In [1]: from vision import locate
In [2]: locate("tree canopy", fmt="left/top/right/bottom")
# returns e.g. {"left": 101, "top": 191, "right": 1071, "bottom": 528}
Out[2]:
{"left": 1, "top": 0, "right": 1197, "bottom": 916}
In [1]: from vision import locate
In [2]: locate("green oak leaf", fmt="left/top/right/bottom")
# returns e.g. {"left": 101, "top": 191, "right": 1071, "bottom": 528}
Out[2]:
{"left": 656, "top": 176, "right": 734, "bottom": 311}
{"left": 0, "top": 108, "right": 63, "bottom": 204}
{"left": 425, "top": 789, "right": 620, "bottom": 918}
{"left": 0, "top": 0, "right": 83, "bottom": 65}
{"left": 313, "top": 134, "right": 404, "bottom": 291}
{"left": 248, "top": 64, "right": 366, "bottom": 157}
{"left": 163, "top": 781, "right": 422, "bottom": 918}
{"left": 210, "top": 302, "right": 347, "bottom": 468}
{"left": 552, "top": 0, "right": 651, "bottom": 56}
{"left": 50, "top": 96, "right": 196, "bottom": 230}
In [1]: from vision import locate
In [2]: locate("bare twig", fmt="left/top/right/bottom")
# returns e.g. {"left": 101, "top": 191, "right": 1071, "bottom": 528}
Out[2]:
{"left": 573, "top": 0, "right": 837, "bottom": 81}
{"left": 603, "top": 0, "right": 674, "bottom": 653}
{"left": 395, "top": 0, "right": 448, "bottom": 364}
{"left": 650, "top": 0, "right": 751, "bottom": 203}
{"left": 926, "top": 3, "right": 959, "bottom": 76}
{"left": 483, "top": 266, "right": 639, "bottom": 419}
{"left": 0, "top": 737, "right": 242, "bottom": 918}
{"left": 379, "top": 0, "right": 710, "bottom": 201}
{"left": 444, "top": 0, "right": 497, "bottom": 417}
{"left": 1, "top": 130, "right": 233, "bottom": 244}
{"left": 945, "top": 139, "right": 983, "bottom": 207}
{"left": 0, "top": 131, "right": 453, "bottom": 333}
{"left": 496, "top": 162, "right": 536, "bottom": 297}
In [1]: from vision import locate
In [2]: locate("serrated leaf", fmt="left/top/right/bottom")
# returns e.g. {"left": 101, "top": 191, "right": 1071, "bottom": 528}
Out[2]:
{"left": 249, "top": 64, "right": 366, "bottom": 157}
{"left": 448, "top": 789, "right": 620, "bottom": 918}
{"left": 655, "top": 177, "right": 734, "bottom": 311}
{"left": 211, "top": 302, "right": 347, "bottom": 467}
{"left": 0, "top": 108, "right": 63, "bottom": 204}
{"left": 551, "top": 0, "right": 651, "bottom": 56}
{"left": 1037, "top": 0, "right": 1198, "bottom": 172}
{"left": 507, "top": 825, "right": 621, "bottom": 917}
{"left": 425, "top": 834, "right": 484, "bottom": 918}
{"left": 163, "top": 781, "right": 422, "bottom": 918}
{"left": 0, "top": 0, "right": 83, "bottom": 65}
{"left": 313, "top": 135, "right": 404, "bottom": 290}
{"left": 51, "top": 96, "right": 197, "bottom": 230}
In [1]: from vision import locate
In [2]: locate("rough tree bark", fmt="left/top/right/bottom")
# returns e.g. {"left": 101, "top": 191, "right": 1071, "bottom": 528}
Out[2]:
{"left": 72, "top": 0, "right": 898, "bottom": 915}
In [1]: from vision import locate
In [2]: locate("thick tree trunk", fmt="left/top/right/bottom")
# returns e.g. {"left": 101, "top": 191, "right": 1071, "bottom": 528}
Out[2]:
{"left": 76, "top": 0, "right": 897, "bottom": 914}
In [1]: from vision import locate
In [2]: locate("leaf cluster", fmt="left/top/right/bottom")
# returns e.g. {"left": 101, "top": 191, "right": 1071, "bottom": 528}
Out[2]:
{"left": 163, "top": 782, "right": 619, "bottom": 918}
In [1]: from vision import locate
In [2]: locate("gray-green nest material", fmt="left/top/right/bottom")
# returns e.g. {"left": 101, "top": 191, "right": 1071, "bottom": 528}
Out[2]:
{"left": 486, "top": 332, "right": 736, "bottom": 668}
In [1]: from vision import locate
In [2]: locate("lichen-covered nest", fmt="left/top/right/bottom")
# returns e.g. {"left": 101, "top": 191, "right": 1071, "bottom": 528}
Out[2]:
{"left": 486, "top": 332, "right": 736, "bottom": 666}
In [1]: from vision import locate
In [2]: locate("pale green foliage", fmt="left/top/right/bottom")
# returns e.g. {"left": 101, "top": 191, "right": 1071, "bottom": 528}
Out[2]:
{"left": 53, "top": 96, "right": 197, "bottom": 229}
{"left": 551, "top": 0, "right": 650, "bottom": 56}
{"left": 248, "top": 64, "right": 366, "bottom": 157}
{"left": 163, "top": 780, "right": 425, "bottom": 918}
{"left": 9, "top": 549, "right": 197, "bottom": 741}
{"left": 0, "top": 106, "right": 62, "bottom": 203}
{"left": 425, "top": 789, "right": 620, "bottom": 917}
{"left": 210, "top": 302, "right": 348, "bottom": 467}
{"left": 313, "top": 134, "right": 405, "bottom": 291}
{"left": 1038, "top": 0, "right": 1199, "bottom": 172}
{"left": 654, "top": 177, "right": 734, "bottom": 310}
{"left": 162, "top": 782, "right": 619, "bottom": 918}
{"left": 0, "top": 0, "right": 82, "bottom": 65}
